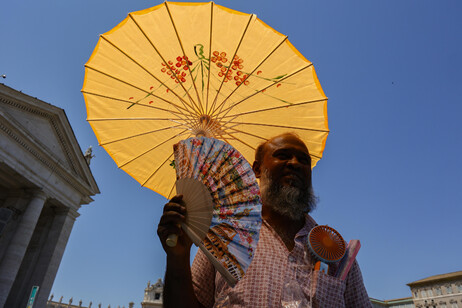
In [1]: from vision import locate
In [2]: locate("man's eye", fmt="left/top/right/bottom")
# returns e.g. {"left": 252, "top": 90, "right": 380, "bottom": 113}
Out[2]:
{"left": 275, "top": 152, "right": 290, "bottom": 159}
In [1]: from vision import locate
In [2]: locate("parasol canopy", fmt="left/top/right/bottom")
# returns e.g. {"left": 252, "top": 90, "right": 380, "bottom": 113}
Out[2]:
{"left": 83, "top": 1, "right": 329, "bottom": 198}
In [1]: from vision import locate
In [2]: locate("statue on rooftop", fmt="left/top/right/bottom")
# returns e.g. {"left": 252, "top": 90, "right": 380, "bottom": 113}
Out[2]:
{"left": 84, "top": 146, "right": 95, "bottom": 165}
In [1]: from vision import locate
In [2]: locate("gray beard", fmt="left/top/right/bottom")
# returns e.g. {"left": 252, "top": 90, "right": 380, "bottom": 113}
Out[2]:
{"left": 260, "top": 169, "right": 317, "bottom": 220}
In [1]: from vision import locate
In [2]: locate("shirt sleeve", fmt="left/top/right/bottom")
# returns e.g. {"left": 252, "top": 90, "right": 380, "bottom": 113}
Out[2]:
{"left": 344, "top": 261, "right": 372, "bottom": 308}
{"left": 191, "top": 248, "right": 216, "bottom": 308}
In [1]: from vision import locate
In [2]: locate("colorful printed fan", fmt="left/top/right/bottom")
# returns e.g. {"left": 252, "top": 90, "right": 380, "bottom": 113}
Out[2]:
{"left": 308, "top": 225, "right": 346, "bottom": 273}
{"left": 172, "top": 136, "right": 262, "bottom": 287}
{"left": 168, "top": 178, "right": 214, "bottom": 247}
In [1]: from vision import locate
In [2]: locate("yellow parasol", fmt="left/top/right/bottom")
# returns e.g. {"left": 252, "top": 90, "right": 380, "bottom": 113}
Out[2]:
{"left": 83, "top": 2, "right": 329, "bottom": 198}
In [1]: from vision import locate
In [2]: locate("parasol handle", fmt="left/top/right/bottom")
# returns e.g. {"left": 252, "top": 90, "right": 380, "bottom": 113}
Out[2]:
{"left": 165, "top": 222, "right": 202, "bottom": 248}
{"left": 166, "top": 234, "right": 178, "bottom": 247}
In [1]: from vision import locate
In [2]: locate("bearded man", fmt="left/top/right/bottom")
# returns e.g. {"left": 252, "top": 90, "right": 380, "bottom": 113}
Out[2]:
{"left": 157, "top": 133, "right": 372, "bottom": 307}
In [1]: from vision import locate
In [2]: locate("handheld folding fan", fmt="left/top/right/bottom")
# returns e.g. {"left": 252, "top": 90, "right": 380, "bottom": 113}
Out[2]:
{"left": 308, "top": 225, "right": 346, "bottom": 274}
{"left": 169, "top": 136, "right": 262, "bottom": 287}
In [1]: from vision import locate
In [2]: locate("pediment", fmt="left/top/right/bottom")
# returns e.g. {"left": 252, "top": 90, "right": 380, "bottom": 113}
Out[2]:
{"left": 0, "top": 84, "right": 99, "bottom": 199}
{"left": 1, "top": 100, "right": 73, "bottom": 170}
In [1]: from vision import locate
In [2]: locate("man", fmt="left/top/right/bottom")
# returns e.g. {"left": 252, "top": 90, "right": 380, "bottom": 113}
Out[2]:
{"left": 157, "top": 133, "right": 371, "bottom": 307}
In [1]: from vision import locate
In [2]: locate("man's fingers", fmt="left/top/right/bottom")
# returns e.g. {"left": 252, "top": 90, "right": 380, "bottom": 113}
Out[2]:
{"left": 158, "top": 208, "right": 185, "bottom": 240}
{"left": 163, "top": 202, "right": 186, "bottom": 215}
{"left": 159, "top": 210, "right": 185, "bottom": 226}
{"left": 169, "top": 194, "right": 184, "bottom": 204}
{"left": 163, "top": 194, "right": 186, "bottom": 216}
{"left": 157, "top": 223, "right": 182, "bottom": 237}
{"left": 157, "top": 194, "right": 193, "bottom": 252}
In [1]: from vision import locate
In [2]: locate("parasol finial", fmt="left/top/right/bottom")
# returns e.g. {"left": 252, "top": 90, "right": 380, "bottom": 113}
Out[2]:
{"left": 192, "top": 115, "right": 223, "bottom": 138}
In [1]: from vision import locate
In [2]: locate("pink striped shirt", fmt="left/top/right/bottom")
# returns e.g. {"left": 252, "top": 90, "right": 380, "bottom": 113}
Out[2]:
{"left": 191, "top": 215, "right": 372, "bottom": 307}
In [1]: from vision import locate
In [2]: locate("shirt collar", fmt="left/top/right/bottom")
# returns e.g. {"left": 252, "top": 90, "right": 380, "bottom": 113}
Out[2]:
{"left": 295, "top": 214, "right": 317, "bottom": 238}
{"left": 262, "top": 213, "right": 317, "bottom": 239}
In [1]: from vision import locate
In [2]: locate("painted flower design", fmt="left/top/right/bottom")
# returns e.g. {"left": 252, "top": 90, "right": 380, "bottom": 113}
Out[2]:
{"left": 160, "top": 56, "right": 192, "bottom": 83}
{"left": 212, "top": 51, "right": 250, "bottom": 86}
{"left": 127, "top": 44, "right": 288, "bottom": 109}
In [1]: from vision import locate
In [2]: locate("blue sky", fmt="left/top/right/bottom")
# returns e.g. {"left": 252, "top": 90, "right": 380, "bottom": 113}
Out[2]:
{"left": 1, "top": 0, "right": 461, "bottom": 306}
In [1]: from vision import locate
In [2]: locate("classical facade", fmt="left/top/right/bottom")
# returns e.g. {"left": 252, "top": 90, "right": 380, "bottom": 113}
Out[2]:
{"left": 0, "top": 84, "right": 99, "bottom": 308}
{"left": 407, "top": 271, "right": 462, "bottom": 308}
{"left": 141, "top": 279, "right": 163, "bottom": 308}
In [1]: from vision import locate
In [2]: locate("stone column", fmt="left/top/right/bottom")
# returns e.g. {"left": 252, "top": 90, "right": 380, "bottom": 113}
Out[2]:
{"left": 0, "top": 193, "right": 29, "bottom": 262}
{"left": 33, "top": 208, "right": 79, "bottom": 308}
{"left": 0, "top": 190, "right": 47, "bottom": 307}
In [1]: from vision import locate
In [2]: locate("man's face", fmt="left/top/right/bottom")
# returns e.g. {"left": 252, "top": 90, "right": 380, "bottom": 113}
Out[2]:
{"left": 255, "top": 134, "right": 316, "bottom": 219}
{"left": 259, "top": 134, "right": 312, "bottom": 190}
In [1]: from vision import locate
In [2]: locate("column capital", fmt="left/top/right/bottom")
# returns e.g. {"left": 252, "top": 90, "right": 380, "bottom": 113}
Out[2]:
{"left": 65, "top": 208, "right": 80, "bottom": 220}
{"left": 69, "top": 208, "right": 80, "bottom": 220}
{"left": 26, "top": 189, "right": 48, "bottom": 201}
{"left": 53, "top": 207, "right": 80, "bottom": 220}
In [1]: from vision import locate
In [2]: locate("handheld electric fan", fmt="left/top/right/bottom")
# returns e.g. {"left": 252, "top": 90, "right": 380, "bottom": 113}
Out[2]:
{"left": 307, "top": 225, "right": 346, "bottom": 274}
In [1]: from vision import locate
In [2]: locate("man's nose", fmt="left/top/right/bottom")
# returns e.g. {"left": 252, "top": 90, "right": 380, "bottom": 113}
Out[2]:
{"left": 287, "top": 156, "right": 301, "bottom": 167}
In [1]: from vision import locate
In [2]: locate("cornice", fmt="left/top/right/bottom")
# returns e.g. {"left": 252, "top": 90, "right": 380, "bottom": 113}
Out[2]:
{"left": 408, "top": 272, "right": 462, "bottom": 287}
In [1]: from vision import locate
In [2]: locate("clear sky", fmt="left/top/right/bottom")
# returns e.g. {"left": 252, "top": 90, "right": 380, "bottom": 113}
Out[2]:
{"left": 1, "top": 0, "right": 461, "bottom": 307}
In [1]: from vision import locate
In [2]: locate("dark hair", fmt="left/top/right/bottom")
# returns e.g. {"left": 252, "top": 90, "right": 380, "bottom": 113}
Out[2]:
{"left": 254, "top": 132, "right": 303, "bottom": 163}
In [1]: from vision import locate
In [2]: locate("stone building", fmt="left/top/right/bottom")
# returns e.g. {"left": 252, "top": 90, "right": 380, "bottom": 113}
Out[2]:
{"left": 141, "top": 279, "right": 163, "bottom": 308}
{"left": 371, "top": 297, "right": 415, "bottom": 308}
{"left": 407, "top": 271, "right": 462, "bottom": 308}
{"left": 0, "top": 84, "right": 99, "bottom": 308}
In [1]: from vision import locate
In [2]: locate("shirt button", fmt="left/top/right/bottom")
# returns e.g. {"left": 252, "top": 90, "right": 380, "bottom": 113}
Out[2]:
{"left": 288, "top": 256, "right": 295, "bottom": 262}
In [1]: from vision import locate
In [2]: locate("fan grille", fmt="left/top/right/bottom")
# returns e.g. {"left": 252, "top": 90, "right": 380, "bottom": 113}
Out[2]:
{"left": 308, "top": 225, "right": 346, "bottom": 263}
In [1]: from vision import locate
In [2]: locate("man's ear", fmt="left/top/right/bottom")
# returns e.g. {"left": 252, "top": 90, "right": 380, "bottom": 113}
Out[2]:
{"left": 253, "top": 161, "right": 261, "bottom": 178}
